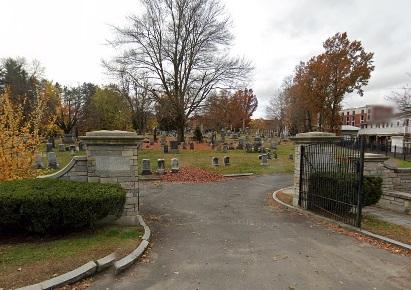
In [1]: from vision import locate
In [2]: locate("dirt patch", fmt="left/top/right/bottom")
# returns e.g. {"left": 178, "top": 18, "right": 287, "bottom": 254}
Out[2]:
{"left": 162, "top": 167, "right": 227, "bottom": 183}
{"left": 276, "top": 190, "right": 293, "bottom": 205}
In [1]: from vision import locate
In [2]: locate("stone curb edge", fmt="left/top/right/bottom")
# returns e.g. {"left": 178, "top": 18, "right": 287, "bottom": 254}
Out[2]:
{"left": 272, "top": 187, "right": 411, "bottom": 251}
{"left": 223, "top": 173, "right": 254, "bottom": 177}
{"left": 17, "top": 215, "right": 151, "bottom": 290}
{"left": 114, "top": 214, "right": 150, "bottom": 274}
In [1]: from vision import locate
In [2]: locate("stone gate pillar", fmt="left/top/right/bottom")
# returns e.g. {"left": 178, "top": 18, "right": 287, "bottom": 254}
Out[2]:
{"left": 80, "top": 130, "right": 142, "bottom": 221}
{"left": 290, "top": 132, "right": 342, "bottom": 207}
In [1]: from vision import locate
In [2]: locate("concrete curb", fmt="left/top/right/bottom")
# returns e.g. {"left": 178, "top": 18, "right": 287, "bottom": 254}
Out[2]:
{"left": 16, "top": 262, "right": 97, "bottom": 290}
{"left": 16, "top": 215, "right": 151, "bottom": 289}
{"left": 114, "top": 214, "right": 151, "bottom": 274}
{"left": 223, "top": 173, "right": 254, "bottom": 177}
{"left": 272, "top": 187, "right": 411, "bottom": 251}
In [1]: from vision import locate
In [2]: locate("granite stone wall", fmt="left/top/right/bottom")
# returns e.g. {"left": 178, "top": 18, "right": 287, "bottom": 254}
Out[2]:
{"left": 38, "top": 131, "right": 141, "bottom": 219}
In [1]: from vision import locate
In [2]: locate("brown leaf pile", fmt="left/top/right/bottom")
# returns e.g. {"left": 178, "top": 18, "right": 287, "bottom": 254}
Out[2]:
{"left": 162, "top": 167, "right": 227, "bottom": 183}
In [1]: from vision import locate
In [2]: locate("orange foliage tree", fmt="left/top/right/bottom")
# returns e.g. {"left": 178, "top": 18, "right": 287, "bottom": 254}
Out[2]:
{"left": 274, "top": 32, "right": 374, "bottom": 134}
{"left": 202, "top": 89, "right": 258, "bottom": 131}
{"left": 0, "top": 88, "right": 51, "bottom": 181}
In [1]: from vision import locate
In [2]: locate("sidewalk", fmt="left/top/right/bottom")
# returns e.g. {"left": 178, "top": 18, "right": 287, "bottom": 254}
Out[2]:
{"left": 363, "top": 206, "right": 411, "bottom": 230}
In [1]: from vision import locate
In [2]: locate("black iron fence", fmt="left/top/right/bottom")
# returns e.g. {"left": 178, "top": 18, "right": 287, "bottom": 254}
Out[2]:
{"left": 299, "top": 137, "right": 365, "bottom": 227}
{"left": 363, "top": 139, "right": 411, "bottom": 162}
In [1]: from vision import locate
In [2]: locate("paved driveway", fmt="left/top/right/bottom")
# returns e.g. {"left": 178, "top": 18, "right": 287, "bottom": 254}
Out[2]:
{"left": 90, "top": 175, "right": 411, "bottom": 290}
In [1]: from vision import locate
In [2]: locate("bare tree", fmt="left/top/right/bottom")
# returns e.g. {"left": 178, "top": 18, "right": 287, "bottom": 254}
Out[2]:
{"left": 118, "top": 71, "right": 154, "bottom": 134}
{"left": 387, "top": 75, "right": 411, "bottom": 113}
{"left": 266, "top": 77, "right": 291, "bottom": 135}
{"left": 105, "top": 0, "right": 252, "bottom": 141}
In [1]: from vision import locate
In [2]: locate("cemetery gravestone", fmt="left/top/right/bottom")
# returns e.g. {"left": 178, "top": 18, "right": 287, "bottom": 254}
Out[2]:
{"left": 47, "top": 152, "right": 58, "bottom": 169}
{"left": 46, "top": 143, "right": 53, "bottom": 153}
{"left": 59, "top": 144, "right": 65, "bottom": 152}
{"left": 212, "top": 157, "right": 219, "bottom": 166}
{"left": 79, "top": 141, "right": 86, "bottom": 151}
{"left": 260, "top": 154, "right": 268, "bottom": 166}
{"left": 223, "top": 156, "right": 230, "bottom": 166}
{"left": 170, "top": 141, "right": 179, "bottom": 153}
{"left": 34, "top": 154, "right": 44, "bottom": 169}
{"left": 171, "top": 158, "right": 179, "bottom": 173}
{"left": 163, "top": 144, "right": 169, "bottom": 154}
{"left": 141, "top": 159, "right": 152, "bottom": 175}
{"left": 157, "top": 159, "right": 165, "bottom": 175}
{"left": 190, "top": 142, "right": 195, "bottom": 150}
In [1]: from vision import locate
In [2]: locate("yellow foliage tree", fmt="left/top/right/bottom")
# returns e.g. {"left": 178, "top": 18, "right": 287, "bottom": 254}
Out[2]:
{"left": 0, "top": 88, "right": 51, "bottom": 181}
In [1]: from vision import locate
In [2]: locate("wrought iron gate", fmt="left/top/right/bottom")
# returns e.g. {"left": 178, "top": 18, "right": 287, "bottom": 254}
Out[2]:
{"left": 299, "top": 137, "right": 365, "bottom": 227}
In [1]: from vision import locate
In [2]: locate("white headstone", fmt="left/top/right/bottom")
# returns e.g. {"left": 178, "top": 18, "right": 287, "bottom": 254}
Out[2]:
{"left": 171, "top": 158, "right": 179, "bottom": 173}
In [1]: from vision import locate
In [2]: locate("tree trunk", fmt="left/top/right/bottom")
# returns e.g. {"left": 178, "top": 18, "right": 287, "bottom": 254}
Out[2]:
{"left": 177, "top": 124, "right": 185, "bottom": 143}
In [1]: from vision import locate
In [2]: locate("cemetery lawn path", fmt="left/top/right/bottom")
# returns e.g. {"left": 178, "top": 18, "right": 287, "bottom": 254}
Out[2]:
{"left": 90, "top": 175, "right": 411, "bottom": 290}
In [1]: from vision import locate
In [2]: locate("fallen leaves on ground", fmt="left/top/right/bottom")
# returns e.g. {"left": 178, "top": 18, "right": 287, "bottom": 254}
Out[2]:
{"left": 269, "top": 195, "right": 411, "bottom": 257}
{"left": 162, "top": 167, "right": 227, "bottom": 183}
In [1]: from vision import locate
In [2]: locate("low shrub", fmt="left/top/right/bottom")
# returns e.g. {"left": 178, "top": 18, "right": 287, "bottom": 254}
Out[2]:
{"left": 0, "top": 179, "right": 125, "bottom": 234}
{"left": 363, "top": 176, "right": 383, "bottom": 206}
{"left": 307, "top": 173, "right": 383, "bottom": 214}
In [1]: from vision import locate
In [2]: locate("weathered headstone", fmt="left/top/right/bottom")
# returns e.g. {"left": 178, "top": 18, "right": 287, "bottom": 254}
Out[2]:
{"left": 157, "top": 159, "right": 165, "bottom": 175}
{"left": 163, "top": 144, "right": 169, "bottom": 154}
{"left": 141, "top": 159, "right": 152, "bottom": 175}
{"left": 288, "top": 153, "right": 294, "bottom": 160}
{"left": 171, "top": 158, "right": 179, "bottom": 173}
{"left": 170, "top": 141, "right": 179, "bottom": 153}
{"left": 260, "top": 154, "right": 268, "bottom": 166}
{"left": 79, "top": 141, "right": 86, "bottom": 151}
{"left": 48, "top": 136, "right": 55, "bottom": 148}
{"left": 189, "top": 142, "right": 195, "bottom": 150}
{"left": 69, "top": 144, "right": 76, "bottom": 155}
{"left": 47, "top": 152, "right": 58, "bottom": 169}
{"left": 59, "top": 144, "right": 65, "bottom": 152}
{"left": 34, "top": 154, "right": 44, "bottom": 169}
{"left": 212, "top": 156, "right": 219, "bottom": 166}
{"left": 46, "top": 142, "right": 53, "bottom": 153}
{"left": 63, "top": 133, "right": 75, "bottom": 144}
{"left": 245, "top": 143, "right": 253, "bottom": 153}
{"left": 223, "top": 144, "right": 228, "bottom": 153}
{"left": 223, "top": 156, "right": 230, "bottom": 166}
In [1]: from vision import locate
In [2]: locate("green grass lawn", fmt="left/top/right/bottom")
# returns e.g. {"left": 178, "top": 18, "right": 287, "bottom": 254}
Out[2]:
{"left": 139, "top": 142, "right": 295, "bottom": 175}
{"left": 391, "top": 158, "right": 411, "bottom": 168}
{"left": 36, "top": 141, "right": 295, "bottom": 176}
{"left": 36, "top": 149, "right": 85, "bottom": 176}
{"left": 0, "top": 225, "right": 143, "bottom": 289}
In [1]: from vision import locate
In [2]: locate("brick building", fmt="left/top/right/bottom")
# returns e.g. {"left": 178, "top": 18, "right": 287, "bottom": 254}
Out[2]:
{"left": 340, "top": 105, "right": 393, "bottom": 128}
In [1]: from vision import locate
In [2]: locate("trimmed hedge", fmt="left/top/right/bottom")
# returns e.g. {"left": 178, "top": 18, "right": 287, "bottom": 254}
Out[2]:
{"left": 307, "top": 173, "right": 383, "bottom": 214}
{"left": 0, "top": 179, "right": 126, "bottom": 234}
{"left": 363, "top": 176, "right": 383, "bottom": 206}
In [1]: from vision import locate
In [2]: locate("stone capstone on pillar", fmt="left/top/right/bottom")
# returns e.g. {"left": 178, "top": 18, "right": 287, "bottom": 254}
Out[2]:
{"left": 79, "top": 130, "right": 142, "bottom": 219}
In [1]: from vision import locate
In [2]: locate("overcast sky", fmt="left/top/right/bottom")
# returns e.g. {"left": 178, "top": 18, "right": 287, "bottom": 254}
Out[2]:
{"left": 1, "top": 0, "right": 410, "bottom": 117}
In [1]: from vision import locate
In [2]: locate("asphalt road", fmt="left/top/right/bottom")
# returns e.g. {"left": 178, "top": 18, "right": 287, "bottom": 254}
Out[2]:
{"left": 90, "top": 175, "right": 411, "bottom": 290}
